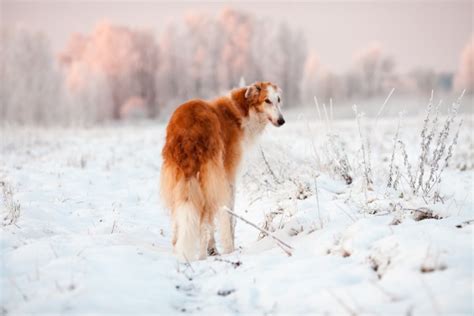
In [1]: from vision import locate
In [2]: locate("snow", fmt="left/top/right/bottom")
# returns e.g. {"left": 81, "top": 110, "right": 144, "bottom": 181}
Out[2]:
{"left": 1, "top": 107, "right": 473, "bottom": 315}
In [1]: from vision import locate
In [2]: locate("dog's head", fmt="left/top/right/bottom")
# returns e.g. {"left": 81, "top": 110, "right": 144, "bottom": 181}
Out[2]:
{"left": 244, "top": 82, "right": 285, "bottom": 127}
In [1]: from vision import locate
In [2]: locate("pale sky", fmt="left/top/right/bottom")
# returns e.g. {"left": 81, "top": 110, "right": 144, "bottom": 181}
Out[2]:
{"left": 2, "top": 0, "right": 473, "bottom": 73}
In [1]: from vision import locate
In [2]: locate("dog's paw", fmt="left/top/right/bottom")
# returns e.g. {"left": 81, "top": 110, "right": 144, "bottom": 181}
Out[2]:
{"left": 207, "top": 247, "right": 219, "bottom": 256}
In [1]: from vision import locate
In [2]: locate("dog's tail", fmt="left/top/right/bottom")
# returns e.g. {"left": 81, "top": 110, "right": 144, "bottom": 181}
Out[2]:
{"left": 161, "top": 160, "right": 229, "bottom": 261}
{"left": 173, "top": 177, "right": 204, "bottom": 262}
{"left": 174, "top": 203, "right": 200, "bottom": 261}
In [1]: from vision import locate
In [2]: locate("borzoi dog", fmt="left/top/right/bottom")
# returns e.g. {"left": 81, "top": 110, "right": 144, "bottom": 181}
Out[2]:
{"left": 160, "top": 81, "right": 285, "bottom": 261}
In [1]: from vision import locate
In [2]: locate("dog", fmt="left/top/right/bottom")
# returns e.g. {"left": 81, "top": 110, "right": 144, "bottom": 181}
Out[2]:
{"left": 160, "top": 81, "right": 285, "bottom": 261}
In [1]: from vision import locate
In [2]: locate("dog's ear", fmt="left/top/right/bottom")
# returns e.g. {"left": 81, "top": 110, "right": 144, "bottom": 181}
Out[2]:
{"left": 244, "top": 85, "right": 254, "bottom": 99}
{"left": 244, "top": 83, "right": 262, "bottom": 99}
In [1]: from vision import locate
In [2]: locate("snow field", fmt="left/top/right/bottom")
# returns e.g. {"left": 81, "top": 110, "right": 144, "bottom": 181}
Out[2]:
{"left": 1, "top": 105, "right": 472, "bottom": 315}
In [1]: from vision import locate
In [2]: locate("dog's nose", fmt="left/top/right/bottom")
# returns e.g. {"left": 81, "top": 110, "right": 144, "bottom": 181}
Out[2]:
{"left": 277, "top": 117, "right": 285, "bottom": 126}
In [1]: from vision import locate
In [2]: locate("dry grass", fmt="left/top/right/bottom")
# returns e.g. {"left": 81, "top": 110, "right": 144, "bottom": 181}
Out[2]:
{"left": 391, "top": 91, "right": 465, "bottom": 202}
{"left": 1, "top": 180, "right": 21, "bottom": 226}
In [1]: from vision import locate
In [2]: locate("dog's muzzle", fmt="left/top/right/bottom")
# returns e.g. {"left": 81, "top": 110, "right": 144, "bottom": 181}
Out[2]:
{"left": 276, "top": 116, "right": 285, "bottom": 127}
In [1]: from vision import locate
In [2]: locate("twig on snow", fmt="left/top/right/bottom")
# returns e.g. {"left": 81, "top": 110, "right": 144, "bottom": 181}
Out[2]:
{"left": 314, "top": 178, "right": 323, "bottom": 228}
{"left": 259, "top": 147, "right": 281, "bottom": 184}
{"left": 370, "top": 280, "right": 400, "bottom": 302}
{"left": 224, "top": 207, "right": 293, "bottom": 256}
{"left": 327, "top": 289, "right": 358, "bottom": 316}
{"left": 111, "top": 220, "right": 117, "bottom": 234}
{"left": 420, "top": 276, "right": 441, "bottom": 316}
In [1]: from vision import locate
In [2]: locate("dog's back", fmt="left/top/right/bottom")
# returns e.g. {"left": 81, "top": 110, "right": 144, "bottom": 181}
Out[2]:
{"left": 162, "top": 100, "right": 223, "bottom": 178}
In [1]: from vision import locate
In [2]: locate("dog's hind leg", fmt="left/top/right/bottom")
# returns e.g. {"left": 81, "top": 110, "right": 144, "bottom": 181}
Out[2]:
{"left": 171, "top": 218, "right": 178, "bottom": 247}
{"left": 199, "top": 221, "right": 210, "bottom": 260}
{"left": 207, "top": 222, "right": 219, "bottom": 256}
{"left": 219, "top": 183, "right": 236, "bottom": 254}
{"left": 201, "top": 159, "right": 232, "bottom": 254}
{"left": 173, "top": 202, "right": 201, "bottom": 261}
{"left": 229, "top": 183, "right": 236, "bottom": 242}
{"left": 219, "top": 209, "right": 234, "bottom": 254}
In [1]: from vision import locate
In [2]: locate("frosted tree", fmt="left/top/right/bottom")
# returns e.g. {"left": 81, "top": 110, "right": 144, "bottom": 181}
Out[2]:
{"left": 454, "top": 37, "right": 474, "bottom": 94}
{"left": 301, "top": 52, "right": 320, "bottom": 104}
{"left": 216, "top": 9, "right": 256, "bottom": 91}
{"left": 157, "top": 8, "right": 307, "bottom": 109}
{"left": 276, "top": 22, "right": 307, "bottom": 106}
{"left": 0, "top": 27, "right": 63, "bottom": 125}
{"left": 344, "top": 71, "right": 363, "bottom": 100}
{"left": 156, "top": 22, "right": 187, "bottom": 111}
{"left": 248, "top": 18, "right": 307, "bottom": 106}
{"left": 410, "top": 68, "right": 437, "bottom": 95}
{"left": 316, "top": 70, "right": 343, "bottom": 103}
{"left": 351, "top": 43, "right": 395, "bottom": 98}
{"left": 131, "top": 30, "right": 160, "bottom": 117}
{"left": 59, "top": 22, "right": 159, "bottom": 119}
{"left": 183, "top": 13, "right": 223, "bottom": 98}
{"left": 163, "top": 9, "right": 307, "bottom": 110}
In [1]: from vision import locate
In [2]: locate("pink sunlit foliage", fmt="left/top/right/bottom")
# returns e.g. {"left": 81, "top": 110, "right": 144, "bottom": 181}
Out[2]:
{"left": 301, "top": 53, "right": 344, "bottom": 104}
{"left": 1, "top": 9, "right": 468, "bottom": 126}
{"left": 59, "top": 22, "right": 159, "bottom": 119}
{"left": 351, "top": 43, "right": 396, "bottom": 98}
{"left": 217, "top": 9, "right": 255, "bottom": 92}
{"left": 184, "top": 13, "right": 218, "bottom": 97}
{"left": 156, "top": 8, "right": 306, "bottom": 114}
{"left": 454, "top": 37, "right": 474, "bottom": 94}
{"left": 301, "top": 52, "right": 320, "bottom": 102}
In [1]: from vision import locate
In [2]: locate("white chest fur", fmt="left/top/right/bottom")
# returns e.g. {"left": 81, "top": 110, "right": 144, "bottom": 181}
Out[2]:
{"left": 241, "top": 110, "right": 267, "bottom": 147}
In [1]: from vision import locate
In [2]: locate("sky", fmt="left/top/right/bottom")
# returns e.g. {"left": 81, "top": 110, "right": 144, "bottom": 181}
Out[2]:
{"left": 1, "top": 0, "right": 473, "bottom": 73}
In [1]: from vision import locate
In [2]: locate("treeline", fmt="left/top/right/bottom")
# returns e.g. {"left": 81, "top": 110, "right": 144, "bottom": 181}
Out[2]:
{"left": 301, "top": 43, "right": 471, "bottom": 104}
{"left": 0, "top": 9, "right": 472, "bottom": 125}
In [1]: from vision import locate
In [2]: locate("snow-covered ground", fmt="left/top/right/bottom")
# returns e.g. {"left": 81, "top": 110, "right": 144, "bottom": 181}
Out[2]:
{"left": 1, "top": 101, "right": 473, "bottom": 315}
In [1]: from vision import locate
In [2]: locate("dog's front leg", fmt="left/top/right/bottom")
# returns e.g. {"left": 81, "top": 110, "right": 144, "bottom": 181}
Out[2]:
{"left": 219, "top": 183, "right": 236, "bottom": 254}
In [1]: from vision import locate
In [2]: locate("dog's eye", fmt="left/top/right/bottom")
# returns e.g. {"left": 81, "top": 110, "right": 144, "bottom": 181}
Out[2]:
{"left": 265, "top": 99, "right": 272, "bottom": 104}
{"left": 278, "top": 96, "right": 281, "bottom": 103}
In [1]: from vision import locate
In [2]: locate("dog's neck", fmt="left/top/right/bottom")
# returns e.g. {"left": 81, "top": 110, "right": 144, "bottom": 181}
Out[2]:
{"left": 241, "top": 110, "right": 267, "bottom": 145}
{"left": 229, "top": 88, "right": 249, "bottom": 117}
{"left": 230, "top": 88, "right": 267, "bottom": 145}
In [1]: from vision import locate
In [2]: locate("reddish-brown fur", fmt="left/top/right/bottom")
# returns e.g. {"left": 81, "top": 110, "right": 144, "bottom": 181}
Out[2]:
{"left": 160, "top": 81, "right": 280, "bottom": 260}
